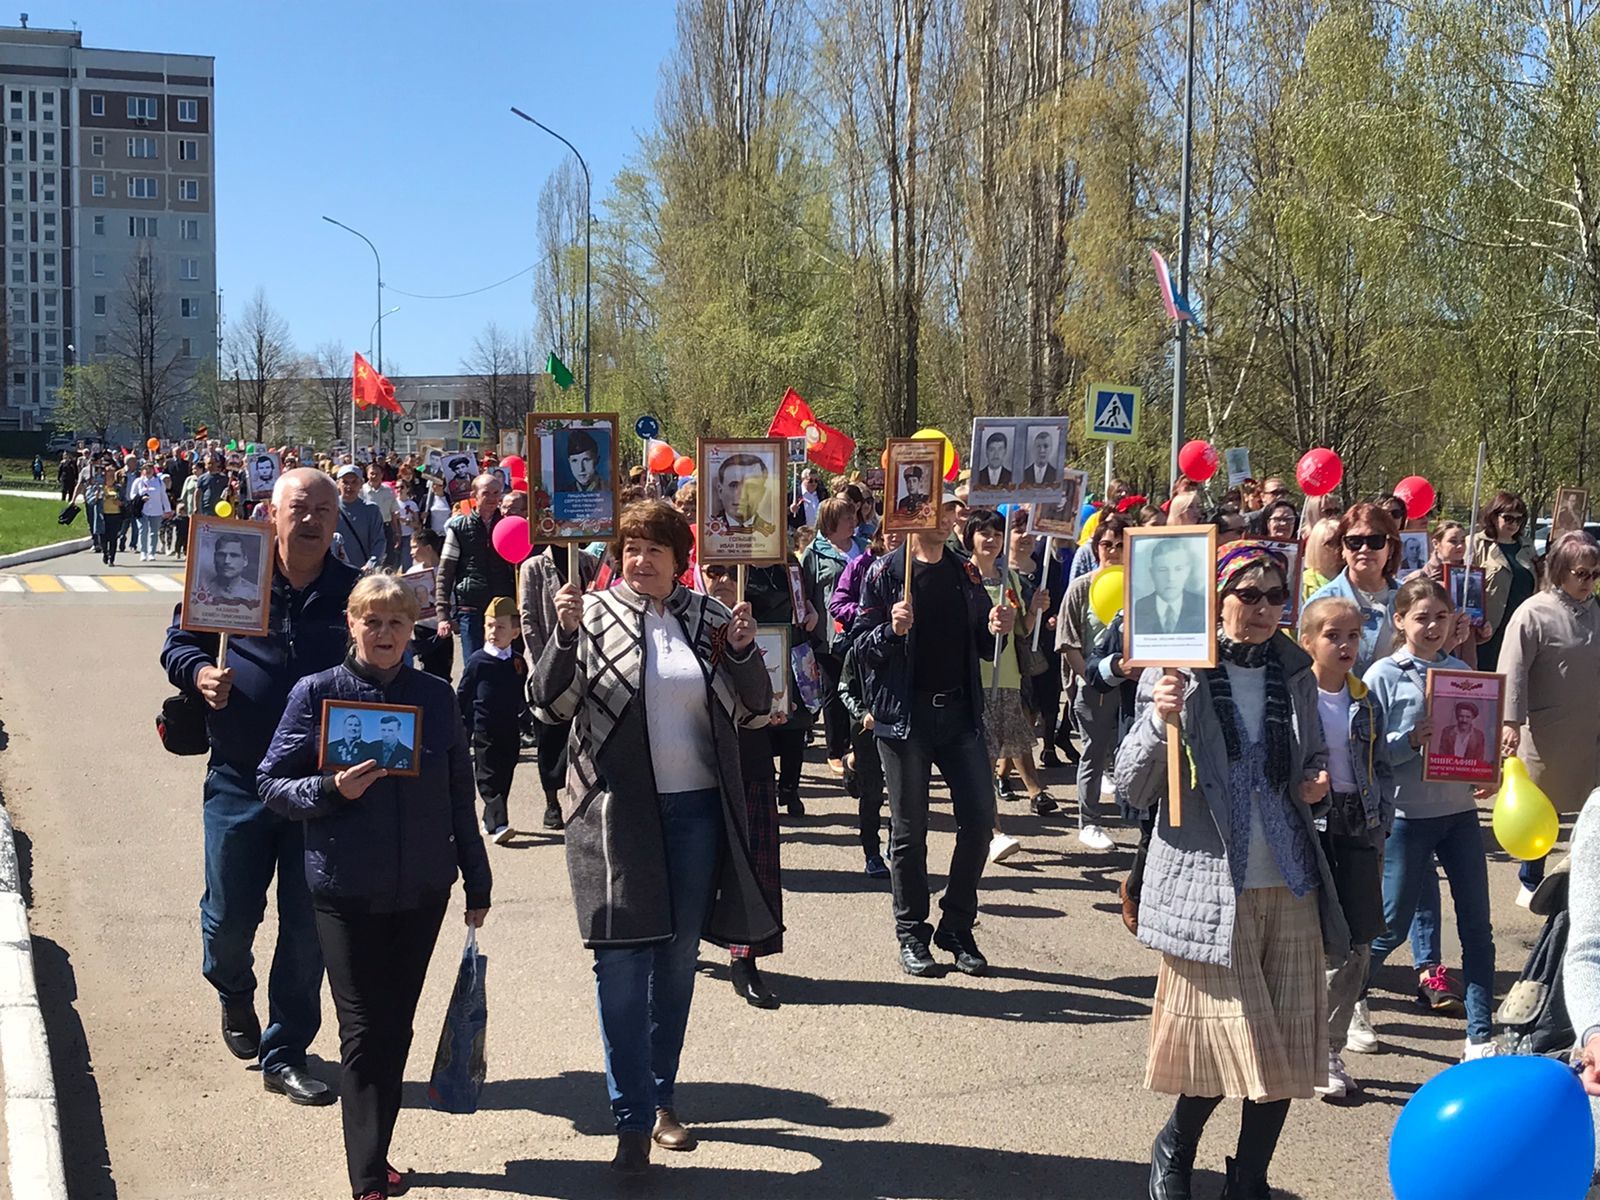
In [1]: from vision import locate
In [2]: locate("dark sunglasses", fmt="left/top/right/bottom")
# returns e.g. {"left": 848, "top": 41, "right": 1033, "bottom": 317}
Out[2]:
{"left": 1570, "top": 568, "right": 1600, "bottom": 583}
{"left": 1342, "top": 534, "right": 1388, "bottom": 552}
{"left": 1500, "top": 513, "right": 1526, "bottom": 525}
{"left": 1231, "top": 586, "right": 1291, "bottom": 607}
{"left": 703, "top": 566, "right": 733, "bottom": 580}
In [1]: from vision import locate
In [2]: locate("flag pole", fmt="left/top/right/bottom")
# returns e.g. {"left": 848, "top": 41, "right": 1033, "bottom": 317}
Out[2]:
{"left": 1032, "top": 537, "right": 1051, "bottom": 652}
{"left": 990, "top": 505, "right": 1014, "bottom": 691}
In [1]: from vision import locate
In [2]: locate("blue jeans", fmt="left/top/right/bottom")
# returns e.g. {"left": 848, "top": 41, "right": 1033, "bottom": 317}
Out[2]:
{"left": 200, "top": 761, "right": 324, "bottom": 1073}
{"left": 137, "top": 513, "right": 162, "bottom": 556}
{"left": 592, "top": 788, "right": 723, "bottom": 1132}
{"left": 1519, "top": 853, "right": 1548, "bottom": 891}
{"left": 1409, "top": 864, "right": 1442, "bottom": 967}
{"left": 86, "top": 499, "right": 102, "bottom": 548}
{"left": 455, "top": 609, "right": 485, "bottom": 663}
{"left": 1370, "top": 809, "right": 1496, "bottom": 1042}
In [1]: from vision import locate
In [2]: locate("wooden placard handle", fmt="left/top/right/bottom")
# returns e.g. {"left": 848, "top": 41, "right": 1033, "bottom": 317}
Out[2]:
{"left": 903, "top": 540, "right": 914, "bottom": 605}
{"left": 736, "top": 563, "right": 747, "bottom": 604}
{"left": 217, "top": 632, "right": 231, "bottom": 668}
{"left": 1164, "top": 667, "right": 1183, "bottom": 828}
{"left": 568, "top": 542, "right": 579, "bottom": 590}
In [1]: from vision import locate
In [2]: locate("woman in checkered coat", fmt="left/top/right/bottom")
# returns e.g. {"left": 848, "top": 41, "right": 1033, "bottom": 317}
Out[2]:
{"left": 533, "top": 499, "right": 779, "bottom": 1175}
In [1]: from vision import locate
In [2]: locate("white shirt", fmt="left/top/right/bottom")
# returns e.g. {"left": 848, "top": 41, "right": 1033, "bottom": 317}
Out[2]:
{"left": 427, "top": 493, "right": 452, "bottom": 534}
{"left": 798, "top": 489, "right": 820, "bottom": 525}
{"left": 1446, "top": 727, "right": 1473, "bottom": 757}
{"left": 1157, "top": 598, "right": 1181, "bottom": 633}
{"left": 363, "top": 482, "right": 398, "bottom": 523}
{"left": 1318, "top": 686, "right": 1357, "bottom": 793}
{"left": 642, "top": 605, "right": 717, "bottom": 793}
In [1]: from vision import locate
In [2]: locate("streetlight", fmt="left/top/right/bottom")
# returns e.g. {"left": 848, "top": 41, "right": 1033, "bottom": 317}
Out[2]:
{"left": 369, "top": 306, "right": 401, "bottom": 360}
{"left": 510, "top": 107, "right": 591, "bottom": 413}
{"left": 322, "top": 215, "right": 384, "bottom": 453}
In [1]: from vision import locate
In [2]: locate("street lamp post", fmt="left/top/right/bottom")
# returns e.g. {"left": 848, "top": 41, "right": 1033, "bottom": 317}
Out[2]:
{"left": 510, "top": 107, "right": 591, "bottom": 413}
{"left": 1169, "top": 0, "right": 1198, "bottom": 489}
{"left": 322, "top": 215, "right": 384, "bottom": 454}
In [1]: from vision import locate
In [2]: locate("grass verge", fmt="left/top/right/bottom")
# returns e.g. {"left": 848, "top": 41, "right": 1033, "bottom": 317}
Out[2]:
{"left": 0, "top": 493, "right": 76, "bottom": 556}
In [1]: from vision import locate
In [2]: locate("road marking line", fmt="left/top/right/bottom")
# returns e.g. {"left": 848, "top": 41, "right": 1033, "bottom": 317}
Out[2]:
{"left": 100, "top": 576, "right": 148, "bottom": 592}
{"left": 59, "top": 576, "right": 105, "bottom": 593}
{"left": 0, "top": 578, "right": 21, "bottom": 593}
{"left": 135, "top": 574, "right": 183, "bottom": 592}
{"left": 19, "top": 575, "right": 62, "bottom": 593}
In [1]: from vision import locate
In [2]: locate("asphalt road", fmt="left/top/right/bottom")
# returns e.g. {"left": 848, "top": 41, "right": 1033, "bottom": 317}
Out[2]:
{"left": 0, "top": 569, "right": 1553, "bottom": 1200}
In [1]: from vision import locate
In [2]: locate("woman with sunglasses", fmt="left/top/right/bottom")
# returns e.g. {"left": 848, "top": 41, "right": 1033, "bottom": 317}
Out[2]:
{"left": 1307, "top": 503, "right": 1403, "bottom": 674}
{"left": 1497, "top": 530, "right": 1600, "bottom": 904}
{"left": 1472, "top": 490, "right": 1537, "bottom": 669}
{"left": 1119, "top": 542, "right": 1349, "bottom": 1200}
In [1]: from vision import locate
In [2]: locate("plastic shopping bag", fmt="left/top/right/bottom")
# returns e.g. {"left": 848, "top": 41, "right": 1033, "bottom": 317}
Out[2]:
{"left": 427, "top": 927, "right": 487, "bottom": 1114}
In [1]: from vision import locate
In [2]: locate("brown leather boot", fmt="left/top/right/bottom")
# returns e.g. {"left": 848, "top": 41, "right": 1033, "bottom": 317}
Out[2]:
{"left": 652, "top": 1107, "right": 698, "bottom": 1152}
{"left": 611, "top": 1130, "right": 651, "bottom": 1174}
{"left": 1119, "top": 877, "right": 1140, "bottom": 936}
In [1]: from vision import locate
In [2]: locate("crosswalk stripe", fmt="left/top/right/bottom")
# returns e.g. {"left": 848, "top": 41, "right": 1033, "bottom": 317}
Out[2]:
{"left": 0, "top": 577, "right": 22, "bottom": 592}
{"left": 136, "top": 573, "right": 183, "bottom": 592}
{"left": 100, "top": 575, "right": 148, "bottom": 592}
{"left": 20, "top": 574, "right": 63, "bottom": 592}
{"left": 60, "top": 575, "right": 106, "bottom": 592}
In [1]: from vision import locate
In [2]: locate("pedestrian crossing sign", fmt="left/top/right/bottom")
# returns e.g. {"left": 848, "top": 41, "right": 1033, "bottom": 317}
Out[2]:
{"left": 458, "top": 417, "right": 484, "bottom": 443}
{"left": 1085, "top": 383, "right": 1141, "bottom": 442}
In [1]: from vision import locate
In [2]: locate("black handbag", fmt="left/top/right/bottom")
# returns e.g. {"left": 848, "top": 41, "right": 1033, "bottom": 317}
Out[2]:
{"left": 57, "top": 503, "right": 79, "bottom": 525}
{"left": 156, "top": 692, "right": 211, "bottom": 756}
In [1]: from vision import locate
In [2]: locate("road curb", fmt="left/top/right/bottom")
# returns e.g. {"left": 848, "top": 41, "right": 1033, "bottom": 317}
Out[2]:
{"left": 0, "top": 804, "right": 66, "bottom": 1200}
{"left": 0, "top": 537, "right": 91, "bottom": 569}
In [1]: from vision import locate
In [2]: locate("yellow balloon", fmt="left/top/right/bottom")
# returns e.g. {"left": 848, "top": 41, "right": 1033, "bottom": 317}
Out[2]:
{"left": 1079, "top": 507, "right": 1102, "bottom": 546}
{"left": 911, "top": 427, "right": 957, "bottom": 477}
{"left": 213, "top": 500, "right": 233, "bottom": 519}
{"left": 1493, "top": 756, "right": 1559, "bottom": 861}
{"left": 1089, "top": 565, "right": 1125, "bottom": 626}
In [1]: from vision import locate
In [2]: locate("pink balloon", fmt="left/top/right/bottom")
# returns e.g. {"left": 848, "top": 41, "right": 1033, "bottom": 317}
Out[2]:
{"left": 490, "top": 514, "right": 532, "bottom": 564}
{"left": 1394, "top": 475, "right": 1436, "bottom": 520}
{"left": 1177, "top": 439, "right": 1219, "bottom": 482}
{"left": 501, "top": 454, "right": 526, "bottom": 479}
{"left": 1296, "top": 447, "right": 1343, "bottom": 497}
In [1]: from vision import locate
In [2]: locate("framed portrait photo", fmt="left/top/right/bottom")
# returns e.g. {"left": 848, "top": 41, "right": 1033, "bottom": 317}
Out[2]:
{"left": 969, "top": 415, "right": 1072, "bottom": 506}
{"left": 243, "top": 450, "right": 282, "bottom": 502}
{"left": 400, "top": 564, "right": 437, "bottom": 622}
{"left": 697, "top": 437, "right": 788, "bottom": 566}
{"left": 1396, "top": 531, "right": 1430, "bottom": 581}
{"left": 1028, "top": 468, "right": 1090, "bottom": 538}
{"left": 1260, "top": 539, "right": 1304, "bottom": 629}
{"left": 526, "top": 412, "right": 621, "bottom": 545}
{"left": 318, "top": 700, "right": 423, "bottom": 778}
{"left": 1444, "top": 563, "right": 1488, "bottom": 625}
{"left": 753, "top": 625, "right": 792, "bottom": 714}
{"left": 883, "top": 437, "right": 943, "bottom": 534}
{"left": 968, "top": 419, "right": 1019, "bottom": 503}
{"left": 441, "top": 451, "right": 479, "bottom": 504}
{"left": 180, "top": 515, "right": 275, "bottom": 637}
{"left": 786, "top": 563, "right": 807, "bottom": 617}
{"left": 1422, "top": 669, "right": 1504, "bottom": 785}
{"left": 1122, "top": 525, "right": 1218, "bottom": 670}
{"left": 1553, "top": 486, "right": 1589, "bottom": 541}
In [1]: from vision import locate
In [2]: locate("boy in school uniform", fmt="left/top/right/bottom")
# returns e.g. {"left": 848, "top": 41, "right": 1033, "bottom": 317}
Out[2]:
{"left": 457, "top": 595, "right": 528, "bottom": 844}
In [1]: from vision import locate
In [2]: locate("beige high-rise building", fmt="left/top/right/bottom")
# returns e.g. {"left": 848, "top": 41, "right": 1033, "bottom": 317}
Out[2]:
{"left": 0, "top": 21, "right": 215, "bottom": 431}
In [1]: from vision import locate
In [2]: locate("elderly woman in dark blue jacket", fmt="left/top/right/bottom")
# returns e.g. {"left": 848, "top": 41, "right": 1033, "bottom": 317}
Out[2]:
{"left": 260, "top": 572, "right": 490, "bottom": 1200}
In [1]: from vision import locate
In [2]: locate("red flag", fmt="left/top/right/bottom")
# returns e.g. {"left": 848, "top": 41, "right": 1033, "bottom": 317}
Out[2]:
{"left": 352, "top": 352, "right": 401, "bottom": 415}
{"left": 767, "top": 387, "right": 815, "bottom": 437}
{"left": 768, "top": 386, "right": 855, "bottom": 472}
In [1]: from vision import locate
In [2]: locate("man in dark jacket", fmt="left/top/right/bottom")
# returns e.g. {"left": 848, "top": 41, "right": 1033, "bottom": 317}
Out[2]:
{"left": 160, "top": 468, "right": 357, "bottom": 1107}
{"left": 436, "top": 472, "right": 514, "bottom": 662}
{"left": 853, "top": 498, "right": 1014, "bottom": 978}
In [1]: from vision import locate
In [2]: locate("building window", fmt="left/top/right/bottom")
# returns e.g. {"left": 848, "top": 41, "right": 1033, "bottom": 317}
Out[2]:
{"left": 40, "top": 182, "right": 52, "bottom": 202}
{"left": 181, "top": 297, "right": 200, "bottom": 319}
{"left": 179, "top": 257, "right": 199, "bottom": 280}
{"left": 178, "top": 138, "right": 198, "bottom": 161}
{"left": 7, "top": 186, "right": 17, "bottom": 203}
{"left": 127, "top": 136, "right": 157, "bottom": 159}
{"left": 41, "top": 132, "right": 52, "bottom": 146}
{"left": 90, "top": 173, "right": 105, "bottom": 197}
{"left": 89, "top": 134, "right": 104, "bottom": 157}
{"left": 129, "top": 177, "right": 159, "bottom": 200}
{"left": 92, "top": 295, "right": 106, "bottom": 316}
{"left": 91, "top": 253, "right": 106, "bottom": 276}
{"left": 177, "top": 98, "right": 198, "bottom": 123}
{"left": 40, "top": 145, "right": 52, "bottom": 163}
{"left": 90, "top": 93, "right": 103, "bottom": 116}
{"left": 126, "top": 96, "right": 158, "bottom": 121}
{"left": 8, "top": 269, "right": 18, "bottom": 285}
{"left": 92, "top": 215, "right": 105, "bottom": 236}
{"left": 179, "top": 218, "right": 200, "bottom": 240}
{"left": 180, "top": 337, "right": 193, "bottom": 358}
{"left": 44, "top": 330, "right": 56, "bottom": 347}
{"left": 93, "top": 334, "right": 107, "bottom": 354}
{"left": 178, "top": 178, "right": 198, "bottom": 202}
{"left": 129, "top": 216, "right": 157, "bottom": 238}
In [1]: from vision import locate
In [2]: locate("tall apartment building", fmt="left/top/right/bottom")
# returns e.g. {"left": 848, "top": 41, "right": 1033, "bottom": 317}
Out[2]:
{"left": 0, "top": 23, "right": 216, "bottom": 432}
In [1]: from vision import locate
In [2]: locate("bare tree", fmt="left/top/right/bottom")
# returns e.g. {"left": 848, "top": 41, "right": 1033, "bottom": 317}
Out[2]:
{"left": 224, "top": 288, "right": 296, "bottom": 443}
{"left": 310, "top": 340, "right": 352, "bottom": 444}
{"left": 105, "top": 255, "right": 192, "bottom": 439}
{"left": 535, "top": 160, "right": 587, "bottom": 380}
{"left": 461, "top": 323, "right": 538, "bottom": 444}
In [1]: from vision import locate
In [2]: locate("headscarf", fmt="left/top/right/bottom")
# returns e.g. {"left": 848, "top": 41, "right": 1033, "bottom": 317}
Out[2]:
{"left": 1215, "top": 540, "right": 1288, "bottom": 596}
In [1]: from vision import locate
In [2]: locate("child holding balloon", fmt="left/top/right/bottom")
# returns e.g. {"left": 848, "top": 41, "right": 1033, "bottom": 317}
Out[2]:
{"left": 1361, "top": 575, "right": 1497, "bottom": 1060}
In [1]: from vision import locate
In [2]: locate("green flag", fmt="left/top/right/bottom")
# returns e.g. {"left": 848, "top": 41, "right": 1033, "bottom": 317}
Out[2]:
{"left": 546, "top": 351, "right": 574, "bottom": 390}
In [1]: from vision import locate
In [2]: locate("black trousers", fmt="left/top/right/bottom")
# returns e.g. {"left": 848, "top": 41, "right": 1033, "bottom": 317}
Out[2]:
{"left": 315, "top": 898, "right": 447, "bottom": 1197}
{"left": 1030, "top": 650, "right": 1064, "bottom": 750}
{"left": 100, "top": 511, "right": 123, "bottom": 564}
{"left": 771, "top": 724, "right": 807, "bottom": 797}
{"left": 472, "top": 726, "right": 520, "bottom": 831}
{"left": 533, "top": 715, "right": 570, "bottom": 797}
{"left": 851, "top": 722, "right": 886, "bottom": 853}
{"left": 411, "top": 626, "right": 454, "bottom": 681}
{"left": 814, "top": 650, "right": 851, "bottom": 760}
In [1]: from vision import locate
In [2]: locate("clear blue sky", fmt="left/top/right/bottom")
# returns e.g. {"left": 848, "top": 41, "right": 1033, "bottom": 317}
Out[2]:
{"left": 30, "top": 1, "right": 675, "bottom": 374}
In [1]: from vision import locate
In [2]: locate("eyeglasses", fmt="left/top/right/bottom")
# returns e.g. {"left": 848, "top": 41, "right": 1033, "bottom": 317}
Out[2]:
{"left": 1570, "top": 568, "right": 1600, "bottom": 583}
{"left": 1501, "top": 513, "right": 1526, "bottom": 525}
{"left": 1342, "top": 534, "right": 1388, "bottom": 552}
{"left": 1231, "top": 587, "right": 1291, "bottom": 607}
{"left": 1264, "top": 487, "right": 1287, "bottom": 498}
{"left": 703, "top": 566, "right": 733, "bottom": 580}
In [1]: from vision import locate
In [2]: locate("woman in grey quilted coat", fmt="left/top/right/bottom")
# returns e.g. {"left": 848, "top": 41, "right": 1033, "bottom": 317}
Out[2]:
{"left": 1116, "top": 541, "right": 1350, "bottom": 1200}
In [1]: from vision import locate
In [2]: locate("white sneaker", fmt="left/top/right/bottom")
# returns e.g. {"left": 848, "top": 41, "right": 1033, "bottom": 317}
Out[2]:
{"left": 1515, "top": 885, "right": 1536, "bottom": 908}
{"left": 1077, "top": 824, "right": 1115, "bottom": 851}
{"left": 1344, "top": 1000, "right": 1381, "bottom": 1054}
{"left": 1462, "top": 1038, "right": 1500, "bottom": 1061}
{"left": 1100, "top": 776, "right": 1116, "bottom": 796}
{"left": 988, "top": 833, "right": 1022, "bottom": 863}
{"left": 491, "top": 824, "right": 513, "bottom": 845}
{"left": 1316, "top": 1051, "right": 1357, "bottom": 1099}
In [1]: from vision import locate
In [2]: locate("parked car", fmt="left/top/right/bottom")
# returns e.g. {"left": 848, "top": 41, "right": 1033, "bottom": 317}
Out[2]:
{"left": 1533, "top": 518, "right": 1600, "bottom": 556}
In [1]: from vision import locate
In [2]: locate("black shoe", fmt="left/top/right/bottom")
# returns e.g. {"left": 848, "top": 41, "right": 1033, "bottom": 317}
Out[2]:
{"left": 899, "top": 937, "right": 937, "bottom": 976}
{"left": 262, "top": 1065, "right": 334, "bottom": 1106}
{"left": 864, "top": 852, "right": 890, "bottom": 878}
{"left": 220, "top": 1001, "right": 260, "bottom": 1061}
{"left": 520, "top": 731, "right": 537, "bottom": 749}
{"left": 1218, "top": 1157, "right": 1271, "bottom": 1200}
{"left": 1030, "top": 790, "right": 1059, "bottom": 815}
{"left": 1039, "top": 750, "right": 1064, "bottom": 769}
{"left": 730, "top": 957, "right": 780, "bottom": 1009}
{"left": 932, "top": 926, "right": 989, "bottom": 976}
{"left": 781, "top": 790, "right": 805, "bottom": 818}
{"left": 611, "top": 1130, "right": 652, "bottom": 1174}
{"left": 1053, "top": 729, "right": 1081, "bottom": 764}
{"left": 542, "top": 799, "right": 564, "bottom": 831}
{"left": 1148, "top": 1119, "right": 1198, "bottom": 1199}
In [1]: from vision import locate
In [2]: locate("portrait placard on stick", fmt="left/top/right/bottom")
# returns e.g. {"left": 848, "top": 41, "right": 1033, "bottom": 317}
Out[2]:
{"left": 1553, "top": 486, "right": 1589, "bottom": 542}
{"left": 1028, "top": 468, "right": 1090, "bottom": 538}
{"left": 697, "top": 438, "right": 788, "bottom": 566}
{"left": 526, "top": 412, "right": 621, "bottom": 545}
{"left": 1121, "top": 525, "right": 1219, "bottom": 671}
{"left": 753, "top": 625, "right": 792, "bottom": 714}
{"left": 883, "top": 437, "right": 944, "bottom": 535}
{"left": 967, "top": 416, "right": 1072, "bottom": 506}
{"left": 1260, "top": 539, "right": 1304, "bottom": 629}
{"left": 1444, "top": 563, "right": 1487, "bottom": 625}
{"left": 319, "top": 699, "right": 423, "bottom": 779}
{"left": 1423, "top": 669, "right": 1504, "bottom": 785}
{"left": 180, "top": 515, "right": 274, "bottom": 637}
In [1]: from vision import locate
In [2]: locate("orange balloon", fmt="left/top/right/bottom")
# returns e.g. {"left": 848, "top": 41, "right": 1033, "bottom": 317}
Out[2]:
{"left": 674, "top": 455, "right": 695, "bottom": 477}
{"left": 648, "top": 441, "right": 676, "bottom": 473}
{"left": 880, "top": 447, "right": 889, "bottom": 469}
{"left": 146, "top": 437, "right": 160, "bottom": 452}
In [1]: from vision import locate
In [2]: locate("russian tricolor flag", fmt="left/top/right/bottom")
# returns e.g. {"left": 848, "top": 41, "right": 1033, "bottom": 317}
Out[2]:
{"left": 1151, "top": 249, "right": 1202, "bottom": 331}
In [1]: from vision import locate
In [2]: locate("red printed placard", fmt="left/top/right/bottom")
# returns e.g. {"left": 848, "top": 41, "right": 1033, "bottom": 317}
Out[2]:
{"left": 1423, "top": 668, "right": 1505, "bottom": 785}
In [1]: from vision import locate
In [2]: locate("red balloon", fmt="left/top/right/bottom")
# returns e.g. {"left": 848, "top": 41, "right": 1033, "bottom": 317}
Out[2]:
{"left": 489, "top": 514, "right": 532, "bottom": 564}
{"left": 501, "top": 454, "right": 526, "bottom": 479}
{"left": 674, "top": 455, "right": 694, "bottom": 477}
{"left": 1177, "top": 439, "right": 1219, "bottom": 482}
{"left": 1394, "top": 475, "right": 1436, "bottom": 520}
{"left": 945, "top": 447, "right": 961, "bottom": 483}
{"left": 1296, "top": 447, "right": 1344, "bottom": 497}
{"left": 647, "top": 441, "right": 676, "bottom": 473}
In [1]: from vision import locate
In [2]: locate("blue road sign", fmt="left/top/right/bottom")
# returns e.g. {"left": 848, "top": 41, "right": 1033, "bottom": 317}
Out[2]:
{"left": 459, "top": 417, "right": 484, "bottom": 443}
{"left": 634, "top": 414, "right": 661, "bottom": 439}
{"left": 1085, "top": 383, "right": 1141, "bottom": 441}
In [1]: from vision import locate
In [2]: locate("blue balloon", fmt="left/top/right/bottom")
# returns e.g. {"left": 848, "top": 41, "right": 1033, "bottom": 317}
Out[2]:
{"left": 1390, "top": 1055, "right": 1594, "bottom": 1200}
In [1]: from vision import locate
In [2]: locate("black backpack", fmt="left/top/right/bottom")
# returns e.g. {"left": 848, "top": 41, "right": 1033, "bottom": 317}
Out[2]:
{"left": 1495, "top": 869, "right": 1573, "bottom": 1055}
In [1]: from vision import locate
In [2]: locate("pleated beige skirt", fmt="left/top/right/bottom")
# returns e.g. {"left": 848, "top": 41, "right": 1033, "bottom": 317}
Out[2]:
{"left": 1144, "top": 886, "right": 1325, "bottom": 1102}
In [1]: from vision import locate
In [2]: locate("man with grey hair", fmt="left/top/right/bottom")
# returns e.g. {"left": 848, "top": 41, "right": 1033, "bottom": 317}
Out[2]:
{"left": 437, "top": 471, "right": 514, "bottom": 661}
{"left": 159, "top": 468, "right": 358, "bottom": 1107}
{"left": 333, "top": 464, "right": 386, "bottom": 572}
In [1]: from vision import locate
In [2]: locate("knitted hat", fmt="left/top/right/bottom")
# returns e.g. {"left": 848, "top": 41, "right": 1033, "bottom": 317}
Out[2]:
{"left": 1215, "top": 541, "right": 1288, "bottom": 594}
{"left": 485, "top": 596, "right": 518, "bottom": 620}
